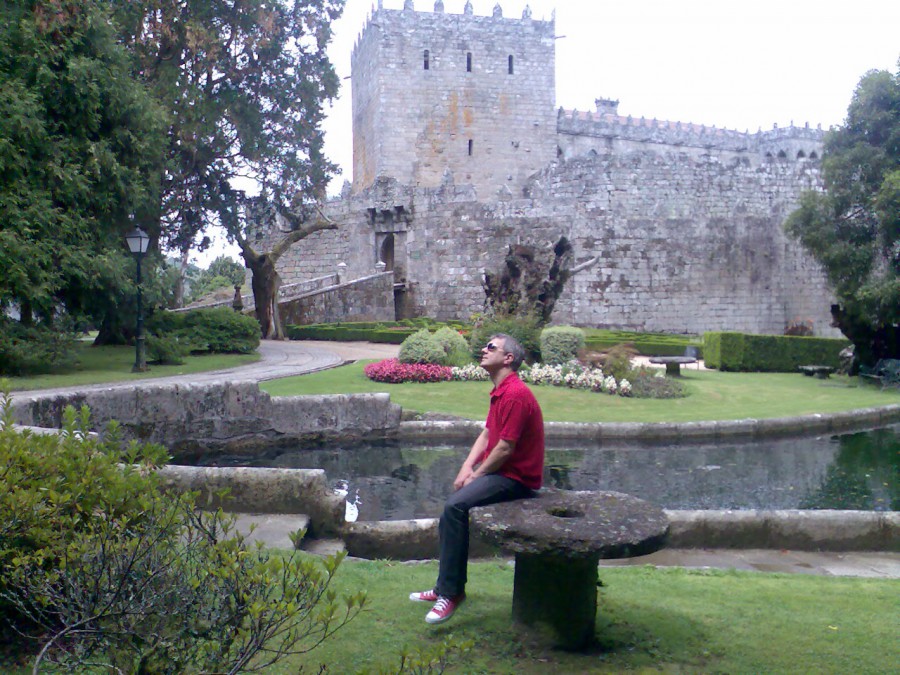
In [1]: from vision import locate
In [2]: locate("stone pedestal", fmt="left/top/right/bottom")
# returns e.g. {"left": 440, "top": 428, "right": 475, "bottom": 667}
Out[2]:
{"left": 471, "top": 489, "right": 668, "bottom": 650}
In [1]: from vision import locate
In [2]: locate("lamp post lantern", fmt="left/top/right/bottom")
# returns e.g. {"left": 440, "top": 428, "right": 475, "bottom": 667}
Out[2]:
{"left": 125, "top": 224, "right": 150, "bottom": 373}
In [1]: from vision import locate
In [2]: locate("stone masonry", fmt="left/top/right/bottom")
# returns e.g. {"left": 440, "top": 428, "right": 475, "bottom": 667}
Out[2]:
{"left": 254, "top": 2, "right": 838, "bottom": 336}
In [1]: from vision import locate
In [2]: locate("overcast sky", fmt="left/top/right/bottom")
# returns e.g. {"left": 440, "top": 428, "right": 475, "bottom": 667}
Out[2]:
{"left": 197, "top": 0, "right": 900, "bottom": 265}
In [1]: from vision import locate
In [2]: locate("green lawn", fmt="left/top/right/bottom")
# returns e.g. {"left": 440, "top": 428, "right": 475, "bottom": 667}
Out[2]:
{"left": 5, "top": 344, "right": 260, "bottom": 391}
{"left": 267, "top": 559, "right": 897, "bottom": 674}
{"left": 4, "top": 559, "right": 894, "bottom": 674}
{"left": 261, "top": 361, "right": 899, "bottom": 423}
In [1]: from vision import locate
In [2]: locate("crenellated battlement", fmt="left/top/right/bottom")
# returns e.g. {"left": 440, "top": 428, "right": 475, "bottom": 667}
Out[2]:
{"left": 557, "top": 106, "right": 825, "bottom": 160}
{"left": 352, "top": 1, "right": 552, "bottom": 58}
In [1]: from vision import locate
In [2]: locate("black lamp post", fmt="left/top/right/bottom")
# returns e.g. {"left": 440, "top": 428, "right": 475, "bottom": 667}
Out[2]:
{"left": 125, "top": 224, "right": 150, "bottom": 372}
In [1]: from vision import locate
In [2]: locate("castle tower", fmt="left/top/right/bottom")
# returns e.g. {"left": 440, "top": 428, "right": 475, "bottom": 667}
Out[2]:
{"left": 350, "top": 2, "right": 557, "bottom": 198}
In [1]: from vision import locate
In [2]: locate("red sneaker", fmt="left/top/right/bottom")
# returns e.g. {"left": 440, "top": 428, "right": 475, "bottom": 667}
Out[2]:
{"left": 409, "top": 589, "right": 438, "bottom": 603}
{"left": 424, "top": 594, "right": 466, "bottom": 624}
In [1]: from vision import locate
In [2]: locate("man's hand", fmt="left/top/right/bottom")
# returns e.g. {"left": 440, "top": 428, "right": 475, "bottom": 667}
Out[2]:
{"left": 453, "top": 466, "right": 474, "bottom": 491}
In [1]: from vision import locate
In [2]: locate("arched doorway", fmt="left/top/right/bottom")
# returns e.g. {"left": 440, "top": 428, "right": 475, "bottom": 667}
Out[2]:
{"left": 379, "top": 233, "right": 395, "bottom": 271}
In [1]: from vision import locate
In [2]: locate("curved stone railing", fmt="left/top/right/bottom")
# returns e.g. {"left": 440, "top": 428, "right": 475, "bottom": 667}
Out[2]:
{"left": 343, "top": 510, "right": 899, "bottom": 560}
{"left": 399, "top": 404, "right": 900, "bottom": 443}
{"left": 159, "top": 465, "right": 345, "bottom": 538}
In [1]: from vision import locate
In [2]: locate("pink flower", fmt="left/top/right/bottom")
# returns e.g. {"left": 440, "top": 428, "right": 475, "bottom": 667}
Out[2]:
{"left": 364, "top": 359, "right": 452, "bottom": 384}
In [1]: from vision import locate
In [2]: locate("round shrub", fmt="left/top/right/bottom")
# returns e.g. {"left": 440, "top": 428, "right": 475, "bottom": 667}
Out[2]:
{"left": 399, "top": 328, "right": 446, "bottom": 364}
{"left": 432, "top": 326, "right": 472, "bottom": 366}
{"left": 468, "top": 315, "right": 542, "bottom": 363}
{"left": 540, "top": 325, "right": 586, "bottom": 365}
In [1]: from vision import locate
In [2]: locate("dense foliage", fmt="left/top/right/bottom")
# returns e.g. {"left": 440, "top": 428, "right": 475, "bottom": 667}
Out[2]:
{"left": 148, "top": 307, "right": 261, "bottom": 354}
{"left": 0, "top": 317, "right": 78, "bottom": 376}
{"left": 188, "top": 255, "right": 247, "bottom": 303}
{"left": 786, "top": 65, "right": 900, "bottom": 366}
{"left": 0, "top": 0, "right": 164, "bottom": 329}
{"left": 0, "top": 395, "right": 364, "bottom": 672}
{"left": 0, "top": 0, "right": 346, "bottom": 362}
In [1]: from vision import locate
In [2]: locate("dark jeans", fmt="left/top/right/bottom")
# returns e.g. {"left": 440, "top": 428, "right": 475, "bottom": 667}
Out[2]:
{"left": 434, "top": 474, "right": 534, "bottom": 597}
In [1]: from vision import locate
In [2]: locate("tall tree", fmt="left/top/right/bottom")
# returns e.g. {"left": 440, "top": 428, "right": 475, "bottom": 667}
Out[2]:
{"left": 225, "top": 195, "right": 336, "bottom": 339}
{"left": 786, "top": 65, "right": 900, "bottom": 367}
{"left": 0, "top": 0, "right": 164, "bottom": 326}
{"left": 111, "top": 0, "right": 344, "bottom": 260}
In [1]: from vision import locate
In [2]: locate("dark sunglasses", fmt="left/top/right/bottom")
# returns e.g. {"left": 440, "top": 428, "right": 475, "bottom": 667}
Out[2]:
{"left": 485, "top": 342, "right": 502, "bottom": 352}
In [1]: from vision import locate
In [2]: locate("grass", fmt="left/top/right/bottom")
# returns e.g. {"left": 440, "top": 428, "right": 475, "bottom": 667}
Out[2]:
{"left": 5, "top": 343, "right": 260, "bottom": 391}
{"left": 261, "top": 361, "right": 899, "bottom": 423}
{"left": 6, "top": 558, "right": 895, "bottom": 674}
{"left": 262, "top": 558, "right": 898, "bottom": 674}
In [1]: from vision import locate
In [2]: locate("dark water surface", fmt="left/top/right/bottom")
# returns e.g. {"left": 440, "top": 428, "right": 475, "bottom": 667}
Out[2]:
{"left": 187, "top": 425, "right": 899, "bottom": 521}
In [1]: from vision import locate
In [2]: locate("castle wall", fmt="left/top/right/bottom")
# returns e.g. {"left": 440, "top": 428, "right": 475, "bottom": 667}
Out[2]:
{"left": 268, "top": 150, "right": 837, "bottom": 337}
{"left": 252, "top": 3, "right": 839, "bottom": 338}
{"left": 351, "top": 4, "right": 557, "bottom": 197}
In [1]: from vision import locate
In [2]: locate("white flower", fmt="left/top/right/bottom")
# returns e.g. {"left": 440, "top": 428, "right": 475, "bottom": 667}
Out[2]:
{"left": 603, "top": 375, "right": 618, "bottom": 394}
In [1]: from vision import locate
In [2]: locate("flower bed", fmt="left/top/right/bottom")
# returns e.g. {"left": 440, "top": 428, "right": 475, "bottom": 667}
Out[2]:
{"left": 366, "top": 359, "right": 635, "bottom": 396}
{"left": 519, "top": 361, "right": 631, "bottom": 396}
{"left": 363, "top": 359, "right": 452, "bottom": 384}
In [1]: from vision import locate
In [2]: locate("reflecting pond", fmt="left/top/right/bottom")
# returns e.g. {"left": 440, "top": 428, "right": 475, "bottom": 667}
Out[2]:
{"left": 184, "top": 424, "right": 899, "bottom": 521}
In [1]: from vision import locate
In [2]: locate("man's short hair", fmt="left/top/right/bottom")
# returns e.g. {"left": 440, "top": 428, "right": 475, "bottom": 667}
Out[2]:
{"left": 491, "top": 333, "right": 526, "bottom": 371}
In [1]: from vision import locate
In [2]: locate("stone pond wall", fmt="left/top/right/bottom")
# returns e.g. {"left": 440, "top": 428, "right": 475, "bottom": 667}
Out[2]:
{"left": 11, "top": 383, "right": 402, "bottom": 459}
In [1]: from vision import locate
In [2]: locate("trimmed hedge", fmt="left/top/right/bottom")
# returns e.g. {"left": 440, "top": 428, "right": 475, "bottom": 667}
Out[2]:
{"left": 285, "top": 320, "right": 468, "bottom": 344}
{"left": 583, "top": 330, "right": 701, "bottom": 358}
{"left": 702, "top": 332, "right": 851, "bottom": 372}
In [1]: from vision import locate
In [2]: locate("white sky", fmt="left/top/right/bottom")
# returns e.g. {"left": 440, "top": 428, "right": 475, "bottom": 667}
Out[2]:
{"left": 196, "top": 0, "right": 900, "bottom": 266}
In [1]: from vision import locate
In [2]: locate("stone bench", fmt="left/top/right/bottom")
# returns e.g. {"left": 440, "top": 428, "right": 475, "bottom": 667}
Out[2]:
{"left": 798, "top": 365, "right": 835, "bottom": 379}
{"left": 470, "top": 489, "right": 669, "bottom": 650}
{"left": 648, "top": 356, "right": 698, "bottom": 376}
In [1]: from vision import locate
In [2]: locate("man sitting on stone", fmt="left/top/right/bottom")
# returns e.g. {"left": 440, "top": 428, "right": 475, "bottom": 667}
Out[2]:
{"left": 410, "top": 333, "right": 545, "bottom": 624}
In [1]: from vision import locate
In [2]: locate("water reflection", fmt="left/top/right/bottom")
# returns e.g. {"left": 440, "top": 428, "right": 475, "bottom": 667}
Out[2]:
{"left": 188, "top": 424, "right": 898, "bottom": 521}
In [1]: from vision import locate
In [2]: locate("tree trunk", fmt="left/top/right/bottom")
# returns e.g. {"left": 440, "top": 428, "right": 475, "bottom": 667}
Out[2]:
{"left": 248, "top": 253, "right": 282, "bottom": 339}
{"left": 173, "top": 247, "right": 190, "bottom": 308}
{"left": 831, "top": 304, "right": 900, "bottom": 370}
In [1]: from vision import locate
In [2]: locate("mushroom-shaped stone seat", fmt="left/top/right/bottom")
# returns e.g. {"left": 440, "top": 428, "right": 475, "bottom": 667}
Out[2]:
{"left": 470, "top": 489, "right": 668, "bottom": 650}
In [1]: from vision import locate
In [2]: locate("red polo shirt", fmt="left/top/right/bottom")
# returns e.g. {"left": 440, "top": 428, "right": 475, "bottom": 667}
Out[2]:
{"left": 479, "top": 372, "right": 545, "bottom": 489}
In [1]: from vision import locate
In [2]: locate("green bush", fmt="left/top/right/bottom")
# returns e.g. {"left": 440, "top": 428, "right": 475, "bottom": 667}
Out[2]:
{"left": 468, "top": 315, "right": 542, "bottom": 363}
{"left": 399, "top": 328, "right": 446, "bottom": 364}
{"left": 432, "top": 326, "right": 473, "bottom": 366}
{"left": 540, "top": 326, "right": 586, "bottom": 364}
{"left": 602, "top": 342, "right": 640, "bottom": 382}
{"left": 0, "top": 399, "right": 169, "bottom": 624}
{"left": 149, "top": 307, "right": 260, "bottom": 354}
{"left": 628, "top": 368, "right": 687, "bottom": 398}
{"left": 703, "top": 331, "right": 851, "bottom": 371}
{"left": 0, "top": 395, "right": 364, "bottom": 672}
{"left": 145, "top": 334, "right": 192, "bottom": 365}
{"left": 0, "top": 319, "right": 78, "bottom": 376}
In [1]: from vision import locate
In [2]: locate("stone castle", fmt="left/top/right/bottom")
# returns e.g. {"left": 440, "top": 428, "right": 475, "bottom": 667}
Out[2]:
{"left": 254, "top": 1, "right": 838, "bottom": 336}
